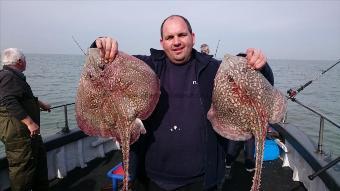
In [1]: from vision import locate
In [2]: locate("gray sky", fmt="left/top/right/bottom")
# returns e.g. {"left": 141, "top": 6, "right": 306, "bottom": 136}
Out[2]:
{"left": 1, "top": 0, "right": 340, "bottom": 60}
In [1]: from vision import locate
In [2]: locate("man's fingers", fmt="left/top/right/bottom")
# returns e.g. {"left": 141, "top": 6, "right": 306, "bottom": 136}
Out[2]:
{"left": 31, "top": 129, "right": 41, "bottom": 137}
{"left": 30, "top": 130, "right": 39, "bottom": 137}
{"left": 257, "top": 54, "right": 267, "bottom": 69}
{"left": 95, "top": 38, "right": 103, "bottom": 49}
{"left": 95, "top": 37, "right": 118, "bottom": 63}
{"left": 104, "top": 40, "right": 112, "bottom": 61}
{"left": 109, "top": 41, "right": 118, "bottom": 63}
{"left": 246, "top": 48, "right": 254, "bottom": 61}
{"left": 95, "top": 38, "right": 105, "bottom": 58}
{"left": 246, "top": 48, "right": 267, "bottom": 69}
{"left": 254, "top": 57, "right": 264, "bottom": 69}
{"left": 250, "top": 49, "right": 260, "bottom": 66}
{"left": 246, "top": 48, "right": 261, "bottom": 68}
{"left": 246, "top": 48, "right": 256, "bottom": 68}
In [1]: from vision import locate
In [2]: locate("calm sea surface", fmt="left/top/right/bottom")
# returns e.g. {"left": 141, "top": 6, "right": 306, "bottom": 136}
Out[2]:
{"left": 0, "top": 54, "right": 339, "bottom": 157}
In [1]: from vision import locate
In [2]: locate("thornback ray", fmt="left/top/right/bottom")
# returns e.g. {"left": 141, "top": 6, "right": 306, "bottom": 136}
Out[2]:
{"left": 207, "top": 54, "right": 287, "bottom": 191}
{"left": 75, "top": 48, "right": 160, "bottom": 191}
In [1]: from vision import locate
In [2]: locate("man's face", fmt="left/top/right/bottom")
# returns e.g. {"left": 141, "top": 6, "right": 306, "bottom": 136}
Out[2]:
{"left": 160, "top": 16, "right": 195, "bottom": 64}
{"left": 17, "top": 57, "right": 26, "bottom": 72}
{"left": 201, "top": 47, "right": 209, "bottom": 55}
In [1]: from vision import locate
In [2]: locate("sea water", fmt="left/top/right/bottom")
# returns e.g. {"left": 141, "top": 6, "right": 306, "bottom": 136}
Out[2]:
{"left": 0, "top": 54, "right": 339, "bottom": 157}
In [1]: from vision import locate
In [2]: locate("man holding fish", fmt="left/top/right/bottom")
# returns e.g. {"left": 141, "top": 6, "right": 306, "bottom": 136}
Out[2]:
{"left": 89, "top": 15, "right": 274, "bottom": 191}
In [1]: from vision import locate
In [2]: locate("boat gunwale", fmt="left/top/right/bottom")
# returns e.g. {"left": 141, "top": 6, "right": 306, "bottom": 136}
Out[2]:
{"left": 271, "top": 122, "right": 340, "bottom": 191}
{"left": 0, "top": 128, "right": 88, "bottom": 169}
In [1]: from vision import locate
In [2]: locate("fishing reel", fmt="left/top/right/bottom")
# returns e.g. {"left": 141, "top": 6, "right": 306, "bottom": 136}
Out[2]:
{"left": 287, "top": 80, "right": 312, "bottom": 99}
{"left": 287, "top": 88, "right": 297, "bottom": 98}
{"left": 286, "top": 60, "right": 340, "bottom": 100}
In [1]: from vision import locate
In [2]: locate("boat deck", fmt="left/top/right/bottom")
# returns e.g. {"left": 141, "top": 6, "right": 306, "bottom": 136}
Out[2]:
{"left": 49, "top": 151, "right": 119, "bottom": 191}
{"left": 49, "top": 150, "right": 306, "bottom": 191}
{"left": 221, "top": 157, "right": 306, "bottom": 191}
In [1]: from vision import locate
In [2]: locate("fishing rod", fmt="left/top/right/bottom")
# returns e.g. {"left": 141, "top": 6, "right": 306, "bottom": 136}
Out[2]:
{"left": 72, "top": 36, "right": 87, "bottom": 56}
{"left": 287, "top": 59, "right": 340, "bottom": 99}
{"left": 308, "top": 156, "right": 340, "bottom": 180}
{"left": 214, "top": 39, "right": 221, "bottom": 58}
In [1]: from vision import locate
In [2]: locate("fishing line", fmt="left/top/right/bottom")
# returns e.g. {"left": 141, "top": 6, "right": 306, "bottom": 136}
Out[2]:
{"left": 72, "top": 36, "right": 87, "bottom": 56}
{"left": 287, "top": 59, "right": 340, "bottom": 99}
{"left": 214, "top": 39, "right": 220, "bottom": 58}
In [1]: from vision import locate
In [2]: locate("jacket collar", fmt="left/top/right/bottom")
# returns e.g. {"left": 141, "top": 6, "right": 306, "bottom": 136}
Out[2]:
{"left": 2, "top": 65, "right": 26, "bottom": 81}
{"left": 192, "top": 49, "right": 214, "bottom": 74}
{"left": 150, "top": 48, "right": 166, "bottom": 61}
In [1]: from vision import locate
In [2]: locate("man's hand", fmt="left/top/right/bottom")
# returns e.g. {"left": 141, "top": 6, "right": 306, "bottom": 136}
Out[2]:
{"left": 21, "top": 116, "right": 40, "bottom": 137}
{"left": 39, "top": 100, "right": 51, "bottom": 112}
{"left": 27, "top": 123, "right": 40, "bottom": 137}
{"left": 246, "top": 48, "right": 267, "bottom": 70}
{"left": 95, "top": 37, "right": 118, "bottom": 63}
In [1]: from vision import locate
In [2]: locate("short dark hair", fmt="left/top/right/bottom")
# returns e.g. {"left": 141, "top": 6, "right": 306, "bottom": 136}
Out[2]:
{"left": 160, "top": 15, "right": 192, "bottom": 39}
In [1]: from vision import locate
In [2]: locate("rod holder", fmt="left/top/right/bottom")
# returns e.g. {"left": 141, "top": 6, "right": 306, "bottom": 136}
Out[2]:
{"left": 62, "top": 105, "right": 70, "bottom": 133}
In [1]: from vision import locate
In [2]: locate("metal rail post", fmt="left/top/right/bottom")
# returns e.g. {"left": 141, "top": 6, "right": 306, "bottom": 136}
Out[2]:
{"left": 317, "top": 117, "right": 325, "bottom": 154}
{"left": 62, "top": 105, "right": 70, "bottom": 133}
